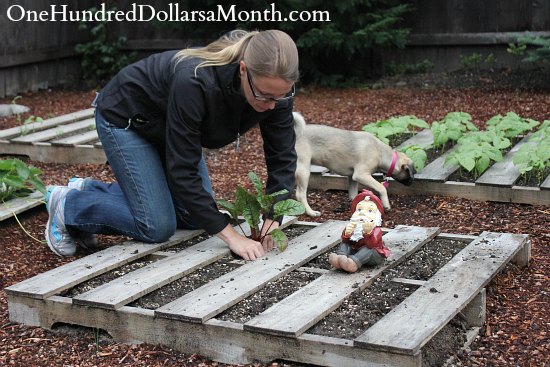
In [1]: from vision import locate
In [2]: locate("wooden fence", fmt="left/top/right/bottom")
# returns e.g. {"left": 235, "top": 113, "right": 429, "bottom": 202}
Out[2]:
{"left": 1, "top": 0, "right": 549, "bottom": 97}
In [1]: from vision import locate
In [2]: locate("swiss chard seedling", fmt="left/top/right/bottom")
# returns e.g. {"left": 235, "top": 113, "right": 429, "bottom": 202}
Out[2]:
{"left": 217, "top": 172, "right": 305, "bottom": 252}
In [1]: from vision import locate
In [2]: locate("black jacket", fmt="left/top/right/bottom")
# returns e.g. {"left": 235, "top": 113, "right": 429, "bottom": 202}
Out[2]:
{"left": 96, "top": 50, "right": 296, "bottom": 235}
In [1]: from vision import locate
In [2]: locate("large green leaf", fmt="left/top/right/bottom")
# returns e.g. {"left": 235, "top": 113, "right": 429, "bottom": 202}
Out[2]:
{"left": 236, "top": 186, "right": 261, "bottom": 229}
{"left": 270, "top": 228, "right": 289, "bottom": 252}
{"left": 274, "top": 199, "right": 306, "bottom": 217}
{"left": 216, "top": 199, "right": 239, "bottom": 220}
{"left": 247, "top": 172, "right": 264, "bottom": 196}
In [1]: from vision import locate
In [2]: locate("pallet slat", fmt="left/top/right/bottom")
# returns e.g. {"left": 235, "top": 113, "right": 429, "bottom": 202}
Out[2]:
{"left": 244, "top": 225, "right": 439, "bottom": 337}
{"left": 72, "top": 217, "right": 297, "bottom": 309}
{"left": 0, "top": 191, "right": 43, "bottom": 221}
{"left": 475, "top": 135, "right": 531, "bottom": 187}
{"left": 51, "top": 129, "right": 99, "bottom": 146}
{"left": 541, "top": 175, "right": 550, "bottom": 190}
{"left": 397, "top": 129, "right": 434, "bottom": 149}
{"left": 415, "top": 148, "right": 458, "bottom": 182}
{"left": 354, "top": 231, "right": 529, "bottom": 355}
{"left": 0, "top": 108, "right": 94, "bottom": 140}
{"left": 10, "top": 119, "right": 95, "bottom": 144}
{"left": 155, "top": 220, "right": 344, "bottom": 323}
{"left": 4, "top": 229, "right": 203, "bottom": 299}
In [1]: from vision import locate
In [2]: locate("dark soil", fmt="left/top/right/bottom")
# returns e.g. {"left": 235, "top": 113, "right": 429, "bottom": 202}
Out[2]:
{"left": 1, "top": 69, "right": 549, "bottom": 367}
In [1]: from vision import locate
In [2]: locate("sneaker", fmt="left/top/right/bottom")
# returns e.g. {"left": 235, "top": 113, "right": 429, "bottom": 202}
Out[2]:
{"left": 67, "top": 177, "right": 98, "bottom": 250}
{"left": 68, "top": 177, "right": 91, "bottom": 191}
{"left": 45, "top": 186, "right": 77, "bottom": 256}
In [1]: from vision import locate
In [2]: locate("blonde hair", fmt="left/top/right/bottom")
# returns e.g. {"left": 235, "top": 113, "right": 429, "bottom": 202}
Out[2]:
{"left": 174, "top": 29, "right": 299, "bottom": 82}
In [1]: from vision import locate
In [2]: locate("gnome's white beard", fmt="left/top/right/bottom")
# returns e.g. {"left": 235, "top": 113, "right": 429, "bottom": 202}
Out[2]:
{"left": 350, "top": 222, "right": 365, "bottom": 242}
{"left": 349, "top": 212, "right": 382, "bottom": 242}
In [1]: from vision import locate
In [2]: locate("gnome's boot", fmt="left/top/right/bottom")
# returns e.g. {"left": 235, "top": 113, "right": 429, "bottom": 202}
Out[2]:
{"left": 329, "top": 243, "right": 351, "bottom": 269}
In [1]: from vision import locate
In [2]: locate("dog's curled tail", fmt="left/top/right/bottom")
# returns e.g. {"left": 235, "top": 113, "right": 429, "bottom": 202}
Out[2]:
{"left": 293, "top": 111, "right": 306, "bottom": 139}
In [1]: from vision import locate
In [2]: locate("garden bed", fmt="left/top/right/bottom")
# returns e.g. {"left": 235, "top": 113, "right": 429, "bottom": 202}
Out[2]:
{"left": 0, "top": 108, "right": 105, "bottom": 164}
{"left": 309, "top": 129, "right": 550, "bottom": 206}
{"left": 6, "top": 220, "right": 530, "bottom": 367}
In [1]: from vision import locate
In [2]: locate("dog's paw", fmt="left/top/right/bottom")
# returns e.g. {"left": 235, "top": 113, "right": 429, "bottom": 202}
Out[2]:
{"left": 306, "top": 210, "right": 321, "bottom": 217}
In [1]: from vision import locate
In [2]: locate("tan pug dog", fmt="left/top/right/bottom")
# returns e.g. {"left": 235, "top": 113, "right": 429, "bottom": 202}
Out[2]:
{"left": 293, "top": 112, "right": 415, "bottom": 217}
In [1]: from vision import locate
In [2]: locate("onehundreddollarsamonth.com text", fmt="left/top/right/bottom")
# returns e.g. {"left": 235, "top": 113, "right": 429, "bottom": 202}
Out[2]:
{"left": 6, "top": 3, "right": 331, "bottom": 22}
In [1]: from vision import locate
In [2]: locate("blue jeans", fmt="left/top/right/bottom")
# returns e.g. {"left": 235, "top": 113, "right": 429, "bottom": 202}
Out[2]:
{"left": 64, "top": 109, "right": 213, "bottom": 242}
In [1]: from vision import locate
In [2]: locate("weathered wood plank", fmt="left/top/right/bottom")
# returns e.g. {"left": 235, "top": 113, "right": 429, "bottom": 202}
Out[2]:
{"left": 0, "top": 190, "right": 43, "bottom": 221}
{"left": 541, "top": 174, "right": 550, "bottom": 190}
{"left": 415, "top": 148, "right": 458, "bottom": 182}
{"left": 72, "top": 217, "right": 297, "bottom": 309}
{"left": 50, "top": 129, "right": 99, "bottom": 146}
{"left": 355, "top": 231, "right": 529, "bottom": 355}
{"left": 244, "top": 226, "right": 439, "bottom": 337}
{"left": 476, "top": 135, "right": 531, "bottom": 187}
{"left": 310, "top": 164, "right": 329, "bottom": 174}
{"left": 0, "top": 142, "right": 106, "bottom": 164}
{"left": 7, "top": 294, "right": 420, "bottom": 367}
{"left": 155, "top": 220, "right": 345, "bottom": 323}
{"left": 0, "top": 108, "right": 94, "bottom": 140}
{"left": 397, "top": 129, "right": 434, "bottom": 149}
{"left": 4, "top": 229, "right": 203, "bottom": 299}
{"left": 10, "top": 119, "right": 95, "bottom": 144}
{"left": 388, "top": 180, "right": 550, "bottom": 206}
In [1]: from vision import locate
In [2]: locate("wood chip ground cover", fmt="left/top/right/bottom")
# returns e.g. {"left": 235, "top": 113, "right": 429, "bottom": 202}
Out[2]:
{"left": 1, "top": 70, "right": 548, "bottom": 366}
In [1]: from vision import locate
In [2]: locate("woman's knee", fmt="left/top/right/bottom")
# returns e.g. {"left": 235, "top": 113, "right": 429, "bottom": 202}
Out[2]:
{"left": 140, "top": 218, "right": 177, "bottom": 243}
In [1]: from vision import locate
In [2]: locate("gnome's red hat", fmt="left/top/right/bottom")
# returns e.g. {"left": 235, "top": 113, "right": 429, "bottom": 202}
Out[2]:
{"left": 350, "top": 190, "right": 385, "bottom": 219}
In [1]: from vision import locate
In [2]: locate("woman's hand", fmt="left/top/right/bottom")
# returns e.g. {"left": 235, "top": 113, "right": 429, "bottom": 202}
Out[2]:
{"left": 259, "top": 218, "right": 280, "bottom": 252}
{"left": 217, "top": 224, "right": 265, "bottom": 260}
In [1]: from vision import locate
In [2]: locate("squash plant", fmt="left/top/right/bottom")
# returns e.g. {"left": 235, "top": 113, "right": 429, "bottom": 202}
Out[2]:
{"left": 398, "top": 144, "right": 428, "bottom": 173}
{"left": 445, "top": 130, "right": 510, "bottom": 178}
{"left": 431, "top": 112, "right": 477, "bottom": 150}
{"left": 0, "top": 158, "right": 46, "bottom": 202}
{"left": 362, "top": 115, "right": 429, "bottom": 145}
{"left": 485, "top": 112, "right": 539, "bottom": 138}
{"left": 217, "top": 172, "right": 305, "bottom": 252}
{"left": 513, "top": 120, "right": 550, "bottom": 184}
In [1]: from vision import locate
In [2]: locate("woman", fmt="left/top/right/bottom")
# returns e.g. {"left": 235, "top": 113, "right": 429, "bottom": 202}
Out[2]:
{"left": 45, "top": 29, "right": 299, "bottom": 261}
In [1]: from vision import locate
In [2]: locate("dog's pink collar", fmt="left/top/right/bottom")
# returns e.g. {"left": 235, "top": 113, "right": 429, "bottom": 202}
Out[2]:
{"left": 383, "top": 150, "right": 398, "bottom": 188}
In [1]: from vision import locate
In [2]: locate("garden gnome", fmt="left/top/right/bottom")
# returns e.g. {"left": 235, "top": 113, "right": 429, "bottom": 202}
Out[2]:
{"left": 329, "top": 190, "right": 390, "bottom": 272}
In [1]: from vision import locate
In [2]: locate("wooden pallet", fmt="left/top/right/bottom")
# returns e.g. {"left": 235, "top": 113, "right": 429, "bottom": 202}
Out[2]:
{"left": 0, "top": 191, "right": 43, "bottom": 221}
{"left": 0, "top": 108, "right": 106, "bottom": 164}
{"left": 6, "top": 219, "right": 530, "bottom": 367}
{"left": 308, "top": 129, "right": 550, "bottom": 206}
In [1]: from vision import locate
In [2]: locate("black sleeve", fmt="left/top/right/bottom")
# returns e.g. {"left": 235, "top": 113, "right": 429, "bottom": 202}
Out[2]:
{"left": 259, "top": 100, "right": 297, "bottom": 219}
{"left": 164, "top": 69, "right": 229, "bottom": 235}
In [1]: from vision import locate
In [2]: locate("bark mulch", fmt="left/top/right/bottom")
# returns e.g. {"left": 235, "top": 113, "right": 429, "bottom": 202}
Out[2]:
{"left": 0, "top": 73, "right": 548, "bottom": 366}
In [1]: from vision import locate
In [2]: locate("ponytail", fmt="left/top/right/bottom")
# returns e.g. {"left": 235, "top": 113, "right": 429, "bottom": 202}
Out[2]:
{"left": 174, "top": 29, "right": 299, "bottom": 82}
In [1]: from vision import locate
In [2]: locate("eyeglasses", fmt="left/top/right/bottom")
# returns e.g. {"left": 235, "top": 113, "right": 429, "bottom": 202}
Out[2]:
{"left": 246, "top": 69, "right": 295, "bottom": 102}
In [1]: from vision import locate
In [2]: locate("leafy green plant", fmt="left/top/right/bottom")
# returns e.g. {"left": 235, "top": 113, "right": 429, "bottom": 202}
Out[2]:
{"left": 444, "top": 126, "right": 513, "bottom": 178}
{"left": 362, "top": 115, "right": 429, "bottom": 145}
{"left": 507, "top": 42, "right": 527, "bottom": 57}
{"left": 517, "top": 35, "right": 550, "bottom": 64}
{"left": 513, "top": 120, "right": 550, "bottom": 184}
{"left": 19, "top": 115, "right": 44, "bottom": 135}
{"left": 485, "top": 112, "right": 539, "bottom": 138}
{"left": 0, "top": 159, "right": 46, "bottom": 202}
{"left": 217, "top": 172, "right": 305, "bottom": 252}
{"left": 74, "top": 7, "right": 137, "bottom": 85}
{"left": 431, "top": 112, "right": 478, "bottom": 150}
{"left": 398, "top": 144, "right": 428, "bottom": 173}
{"left": 384, "top": 59, "right": 435, "bottom": 76}
{"left": 459, "top": 53, "right": 496, "bottom": 70}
